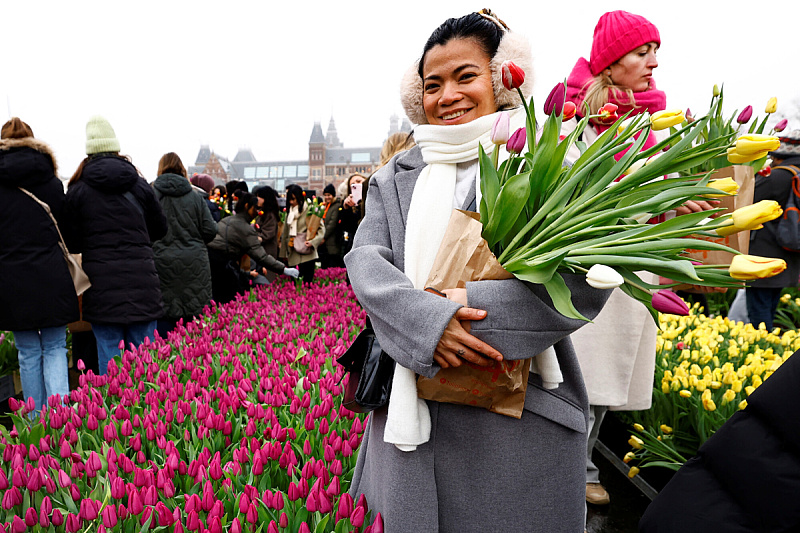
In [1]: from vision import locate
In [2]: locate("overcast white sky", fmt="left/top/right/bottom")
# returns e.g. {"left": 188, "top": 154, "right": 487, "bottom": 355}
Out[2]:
{"left": 4, "top": 1, "right": 799, "bottom": 180}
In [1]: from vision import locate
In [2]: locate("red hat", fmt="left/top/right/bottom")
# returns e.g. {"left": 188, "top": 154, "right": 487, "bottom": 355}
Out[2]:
{"left": 589, "top": 11, "right": 660, "bottom": 76}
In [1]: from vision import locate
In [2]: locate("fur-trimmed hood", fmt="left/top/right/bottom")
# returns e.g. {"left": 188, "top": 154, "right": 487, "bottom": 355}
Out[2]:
{"left": 400, "top": 31, "right": 535, "bottom": 126}
{"left": 0, "top": 137, "right": 59, "bottom": 187}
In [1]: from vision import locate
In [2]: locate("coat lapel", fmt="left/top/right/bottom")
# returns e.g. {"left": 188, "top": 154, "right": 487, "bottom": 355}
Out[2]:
{"left": 393, "top": 146, "right": 425, "bottom": 225}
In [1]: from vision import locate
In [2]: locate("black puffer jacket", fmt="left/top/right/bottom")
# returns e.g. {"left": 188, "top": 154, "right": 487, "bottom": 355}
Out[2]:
{"left": 64, "top": 155, "right": 167, "bottom": 324}
{"left": 0, "top": 138, "right": 79, "bottom": 331}
{"left": 152, "top": 173, "right": 217, "bottom": 320}
{"left": 749, "top": 156, "right": 800, "bottom": 288}
{"left": 639, "top": 349, "right": 800, "bottom": 532}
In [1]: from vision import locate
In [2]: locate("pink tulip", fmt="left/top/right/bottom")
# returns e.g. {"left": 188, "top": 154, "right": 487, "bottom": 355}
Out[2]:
{"left": 351, "top": 505, "right": 366, "bottom": 527}
{"left": 544, "top": 82, "right": 566, "bottom": 116}
{"left": 775, "top": 119, "right": 788, "bottom": 132}
{"left": 24, "top": 507, "right": 37, "bottom": 527}
{"left": 491, "top": 112, "right": 511, "bottom": 145}
{"left": 10, "top": 516, "right": 25, "bottom": 533}
{"left": 651, "top": 289, "right": 690, "bottom": 316}
{"left": 737, "top": 105, "right": 753, "bottom": 124}
{"left": 102, "top": 504, "right": 118, "bottom": 527}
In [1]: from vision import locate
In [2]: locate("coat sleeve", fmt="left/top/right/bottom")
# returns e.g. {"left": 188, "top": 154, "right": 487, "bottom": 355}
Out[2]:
{"left": 259, "top": 212, "right": 278, "bottom": 243}
{"left": 196, "top": 193, "right": 218, "bottom": 243}
{"left": 465, "top": 277, "right": 611, "bottom": 361}
{"left": 344, "top": 173, "right": 462, "bottom": 378}
{"left": 138, "top": 179, "right": 168, "bottom": 242}
{"left": 242, "top": 223, "right": 285, "bottom": 274}
{"left": 310, "top": 218, "right": 325, "bottom": 249}
{"left": 323, "top": 204, "right": 340, "bottom": 241}
{"left": 62, "top": 186, "right": 83, "bottom": 253}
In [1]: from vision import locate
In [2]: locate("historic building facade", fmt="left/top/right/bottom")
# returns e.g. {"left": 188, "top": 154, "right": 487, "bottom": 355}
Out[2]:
{"left": 188, "top": 115, "right": 412, "bottom": 194}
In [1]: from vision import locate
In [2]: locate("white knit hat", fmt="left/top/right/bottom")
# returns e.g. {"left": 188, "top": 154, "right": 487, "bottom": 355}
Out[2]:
{"left": 85, "top": 115, "right": 120, "bottom": 155}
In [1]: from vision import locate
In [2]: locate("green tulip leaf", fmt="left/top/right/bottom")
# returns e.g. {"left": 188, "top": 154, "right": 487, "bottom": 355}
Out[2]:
{"left": 484, "top": 171, "right": 531, "bottom": 249}
{"left": 543, "top": 273, "right": 589, "bottom": 321}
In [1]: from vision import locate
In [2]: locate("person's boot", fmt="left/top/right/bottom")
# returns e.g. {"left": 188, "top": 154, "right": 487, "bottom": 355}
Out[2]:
{"left": 585, "top": 482, "right": 610, "bottom": 505}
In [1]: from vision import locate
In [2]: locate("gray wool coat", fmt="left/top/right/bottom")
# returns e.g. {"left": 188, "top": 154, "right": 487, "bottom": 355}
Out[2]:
{"left": 344, "top": 146, "right": 611, "bottom": 533}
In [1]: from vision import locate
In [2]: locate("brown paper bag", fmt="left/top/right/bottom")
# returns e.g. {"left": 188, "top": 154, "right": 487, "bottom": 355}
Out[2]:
{"left": 306, "top": 214, "right": 322, "bottom": 240}
{"left": 683, "top": 165, "right": 755, "bottom": 264}
{"left": 673, "top": 166, "right": 754, "bottom": 292}
{"left": 415, "top": 210, "right": 531, "bottom": 419}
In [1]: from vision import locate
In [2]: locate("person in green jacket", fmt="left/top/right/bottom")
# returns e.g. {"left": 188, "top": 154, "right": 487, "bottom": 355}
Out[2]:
{"left": 152, "top": 153, "right": 218, "bottom": 336}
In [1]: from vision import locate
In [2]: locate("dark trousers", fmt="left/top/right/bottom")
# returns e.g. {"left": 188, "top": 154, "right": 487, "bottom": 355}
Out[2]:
{"left": 298, "top": 261, "right": 316, "bottom": 283}
{"left": 746, "top": 287, "right": 783, "bottom": 329}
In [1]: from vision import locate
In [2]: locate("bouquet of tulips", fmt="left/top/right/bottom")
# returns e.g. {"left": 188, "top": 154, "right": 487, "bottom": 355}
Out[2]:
{"left": 0, "top": 271, "right": 383, "bottom": 533}
{"left": 305, "top": 198, "right": 325, "bottom": 240}
{"left": 477, "top": 62, "right": 786, "bottom": 321}
{"left": 682, "top": 85, "right": 787, "bottom": 175}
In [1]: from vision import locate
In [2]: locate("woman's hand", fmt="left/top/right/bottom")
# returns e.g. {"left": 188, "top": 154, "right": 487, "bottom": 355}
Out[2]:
{"left": 343, "top": 194, "right": 356, "bottom": 208}
{"left": 675, "top": 199, "right": 720, "bottom": 216}
{"left": 433, "top": 307, "right": 503, "bottom": 369}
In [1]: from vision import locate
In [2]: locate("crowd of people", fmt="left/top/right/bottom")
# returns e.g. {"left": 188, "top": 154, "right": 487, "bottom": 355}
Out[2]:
{"left": 0, "top": 113, "right": 411, "bottom": 416}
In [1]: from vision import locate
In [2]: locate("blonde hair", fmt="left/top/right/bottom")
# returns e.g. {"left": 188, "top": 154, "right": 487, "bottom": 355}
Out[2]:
{"left": 379, "top": 132, "right": 416, "bottom": 168}
{"left": 582, "top": 72, "right": 637, "bottom": 117}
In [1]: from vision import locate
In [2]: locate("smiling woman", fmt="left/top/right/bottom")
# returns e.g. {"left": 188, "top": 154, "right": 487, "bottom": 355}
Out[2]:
{"left": 344, "top": 8, "right": 612, "bottom": 533}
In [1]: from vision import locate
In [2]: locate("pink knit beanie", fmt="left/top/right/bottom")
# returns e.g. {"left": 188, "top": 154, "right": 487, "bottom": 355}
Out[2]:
{"left": 589, "top": 10, "right": 660, "bottom": 76}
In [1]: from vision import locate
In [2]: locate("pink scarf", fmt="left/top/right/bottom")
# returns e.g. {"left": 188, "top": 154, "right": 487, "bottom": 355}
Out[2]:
{"left": 566, "top": 57, "right": 667, "bottom": 154}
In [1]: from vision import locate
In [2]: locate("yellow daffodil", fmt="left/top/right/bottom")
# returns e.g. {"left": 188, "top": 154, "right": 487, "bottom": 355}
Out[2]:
{"left": 704, "top": 177, "right": 739, "bottom": 198}
{"left": 717, "top": 200, "right": 783, "bottom": 236}
{"left": 650, "top": 109, "right": 685, "bottom": 131}
{"left": 729, "top": 254, "right": 787, "bottom": 281}
{"left": 765, "top": 97, "right": 777, "bottom": 114}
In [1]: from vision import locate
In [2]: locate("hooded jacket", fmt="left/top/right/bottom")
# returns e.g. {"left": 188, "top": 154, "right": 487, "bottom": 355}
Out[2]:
{"left": 0, "top": 138, "right": 79, "bottom": 331}
{"left": 152, "top": 173, "right": 218, "bottom": 320}
{"left": 64, "top": 154, "right": 167, "bottom": 324}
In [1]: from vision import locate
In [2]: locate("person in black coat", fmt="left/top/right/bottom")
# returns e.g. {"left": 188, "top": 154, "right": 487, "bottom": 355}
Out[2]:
{"left": 63, "top": 116, "right": 167, "bottom": 375}
{"left": 639, "top": 348, "right": 800, "bottom": 532}
{"left": 0, "top": 118, "right": 77, "bottom": 414}
{"left": 746, "top": 130, "right": 800, "bottom": 329}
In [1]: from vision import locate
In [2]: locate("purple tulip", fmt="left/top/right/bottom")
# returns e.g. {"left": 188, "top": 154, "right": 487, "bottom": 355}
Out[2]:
{"left": 651, "top": 289, "right": 690, "bottom": 316}
{"left": 506, "top": 128, "right": 526, "bottom": 154}
{"left": 775, "top": 119, "right": 788, "bottom": 132}
{"left": 544, "top": 82, "right": 566, "bottom": 116}
{"left": 737, "top": 105, "right": 753, "bottom": 124}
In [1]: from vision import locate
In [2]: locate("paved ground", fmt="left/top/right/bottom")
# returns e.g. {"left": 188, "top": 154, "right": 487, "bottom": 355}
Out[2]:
{"left": 586, "top": 449, "right": 652, "bottom": 532}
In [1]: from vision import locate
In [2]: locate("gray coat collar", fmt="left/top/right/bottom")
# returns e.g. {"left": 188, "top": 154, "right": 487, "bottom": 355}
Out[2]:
{"left": 393, "top": 145, "right": 477, "bottom": 223}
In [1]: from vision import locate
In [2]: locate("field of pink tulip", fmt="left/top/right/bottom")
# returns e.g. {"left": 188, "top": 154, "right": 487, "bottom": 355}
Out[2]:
{"left": 0, "top": 269, "right": 383, "bottom": 532}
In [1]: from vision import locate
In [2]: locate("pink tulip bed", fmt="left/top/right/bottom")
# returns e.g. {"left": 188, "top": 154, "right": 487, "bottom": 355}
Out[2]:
{"left": 0, "top": 268, "right": 383, "bottom": 532}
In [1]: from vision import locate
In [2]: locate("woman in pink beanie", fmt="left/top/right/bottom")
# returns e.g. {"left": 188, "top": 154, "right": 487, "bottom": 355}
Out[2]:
{"left": 563, "top": 10, "right": 712, "bottom": 515}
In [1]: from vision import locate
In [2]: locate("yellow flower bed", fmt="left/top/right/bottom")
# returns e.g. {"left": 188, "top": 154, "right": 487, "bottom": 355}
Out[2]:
{"left": 622, "top": 304, "right": 799, "bottom": 473}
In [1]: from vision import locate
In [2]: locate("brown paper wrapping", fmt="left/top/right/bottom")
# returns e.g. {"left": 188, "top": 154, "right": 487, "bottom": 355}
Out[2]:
{"left": 416, "top": 210, "right": 530, "bottom": 418}
{"left": 306, "top": 214, "right": 322, "bottom": 240}
{"left": 674, "top": 165, "right": 755, "bottom": 291}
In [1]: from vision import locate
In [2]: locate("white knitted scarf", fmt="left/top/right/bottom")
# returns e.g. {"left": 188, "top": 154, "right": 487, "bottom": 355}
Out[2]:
{"left": 385, "top": 109, "right": 532, "bottom": 451}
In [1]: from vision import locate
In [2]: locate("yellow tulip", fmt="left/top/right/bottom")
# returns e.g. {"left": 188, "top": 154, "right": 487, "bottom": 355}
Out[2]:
{"left": 679, "top": 389, "right": 692, "bottom": 398}
{"left": 727, "top": 147, "right": 770, "bottom": 165}
{"left": 628, "top": 435, "right": 644, "bottom": 449}
{"left": 650, "top": 109, "right": 685, "bottom": 130}
{"left": 729, "top": 254, "right": 787, "bottom": 281}
{"left": 738, "top": 400, "right": 748, "bottom": 410}
{"left": 633, "top": 423, "right": 645, "bottom": 432}
{"left": 716, "top": 200, "right": 783, "bottom": 236}
{"left": 623, "top": 452, "right": 636, "bottom": 463}
{"left": 713, "top": 84, "right": 721, "bottom": 97}
{"left": 765, "top": 97, "right": 777, "bottom": 114}
{"left": 660, "top": 424, "right": 673, "bottom": 434}
{"left": 721, "top": 389, "right": 736, "bottom": 405}
{"left": 735, "top": 134, "right": 781, "bottom": 156}
{"left": 703, "top": 398, "right": 717, "bottom": 411}
{"left": 628, "top": 466, "right": 640, "bottom": 478}
{"left": 704, "top": 177, "right": 739, "bottom": 197}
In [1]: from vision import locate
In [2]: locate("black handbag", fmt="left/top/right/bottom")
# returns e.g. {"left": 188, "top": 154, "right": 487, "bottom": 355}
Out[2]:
{"left": 336, "top": 318, "right": 395, "bottom": 413}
